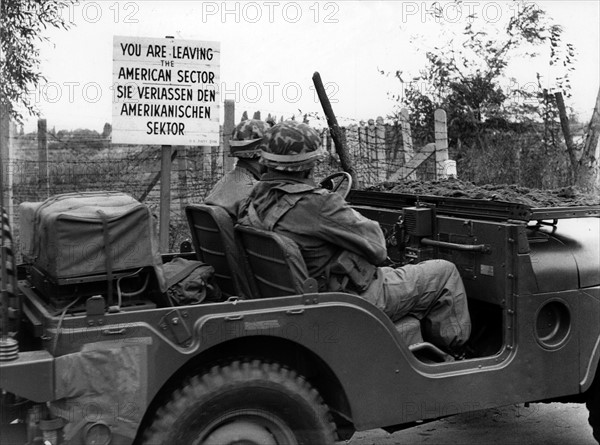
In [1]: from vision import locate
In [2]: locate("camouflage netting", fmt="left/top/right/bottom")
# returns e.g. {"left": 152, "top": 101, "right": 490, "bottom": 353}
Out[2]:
{"left": 367, "top": 178, "right": 600, "bottom": 208}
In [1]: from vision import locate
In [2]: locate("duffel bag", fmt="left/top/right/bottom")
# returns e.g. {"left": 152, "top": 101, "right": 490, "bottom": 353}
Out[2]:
{"left": 19, "top": 191, "right": 166, "bottom": 292}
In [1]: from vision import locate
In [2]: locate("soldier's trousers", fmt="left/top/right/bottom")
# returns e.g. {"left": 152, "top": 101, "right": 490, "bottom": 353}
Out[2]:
{"left": 362, "top": 259, "right": 471, "bottom": 350}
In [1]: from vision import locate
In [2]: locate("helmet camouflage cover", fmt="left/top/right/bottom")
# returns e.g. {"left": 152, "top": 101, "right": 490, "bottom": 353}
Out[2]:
{"left": 229, "top": 119, "right": 270, "bottom": 158}
{"left": 260, "top": 120, "right": 323, "bottom": 171}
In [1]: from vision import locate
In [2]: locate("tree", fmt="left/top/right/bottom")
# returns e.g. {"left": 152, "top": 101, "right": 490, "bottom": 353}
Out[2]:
{"left": 101, "top": 123, "right": 112, "bottom": 139}
{"left": 0, "top": 0, "right": 75, "bottom": 123}
{"left": 388, "top": 1, "right": 579, "bottom": 188}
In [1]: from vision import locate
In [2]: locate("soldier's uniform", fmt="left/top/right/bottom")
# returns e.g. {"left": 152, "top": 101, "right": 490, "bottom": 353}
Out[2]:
{"left": 205, "top": 159, "right": 262, "bottom": 218}
{"left": 239, "top": 120, "right": 470, "bottom": 351}
{"left": 205, "top": 119, "right": 269, "bottom": 218}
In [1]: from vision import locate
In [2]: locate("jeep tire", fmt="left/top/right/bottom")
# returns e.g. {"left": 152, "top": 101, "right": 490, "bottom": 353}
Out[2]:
{"left": 143, "top": 359, "right": 337, "bottom": 445}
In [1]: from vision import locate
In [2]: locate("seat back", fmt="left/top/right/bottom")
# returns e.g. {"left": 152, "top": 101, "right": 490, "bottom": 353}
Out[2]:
{"left": 236, "top": 225, "right": 317, "bottom": 298}
{"left": 185, "top": 204, "right": 255, "bottom": 299}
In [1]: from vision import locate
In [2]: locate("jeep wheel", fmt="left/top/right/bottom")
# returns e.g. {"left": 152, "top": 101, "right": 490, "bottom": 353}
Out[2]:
{"left": 143, "top": 360, "right": 337, "bottom": 445}
{"left": 588, "top": 378, "right": 600, "bottom": 443}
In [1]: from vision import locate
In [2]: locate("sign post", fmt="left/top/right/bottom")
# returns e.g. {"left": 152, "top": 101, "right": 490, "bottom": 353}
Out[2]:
{"left": 112, "top": 36, "right": 220, "bottom": 252}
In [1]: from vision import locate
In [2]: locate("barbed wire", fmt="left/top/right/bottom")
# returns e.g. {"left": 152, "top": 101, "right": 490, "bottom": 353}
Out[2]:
{"left": 4, "top": 117, "right": 571, "bottom": 253}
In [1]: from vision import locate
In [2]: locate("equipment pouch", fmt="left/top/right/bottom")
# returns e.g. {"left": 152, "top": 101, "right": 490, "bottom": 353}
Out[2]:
{"left": 327, "top": 250, "right": 376, "bottom": 293}
{"left": 162, "top": 258, "right": 222, "bottom": 305}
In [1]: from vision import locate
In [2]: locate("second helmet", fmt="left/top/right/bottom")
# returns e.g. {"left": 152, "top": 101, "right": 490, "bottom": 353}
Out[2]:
{"left": 260, "top": 120, "right": 323, "bottom": 171}
{"left": 229, "top": 119, "right": 270, "bottom": 158}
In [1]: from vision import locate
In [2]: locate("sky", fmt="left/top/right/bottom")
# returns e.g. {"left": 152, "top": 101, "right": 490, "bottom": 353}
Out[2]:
{"left": 20, "top": 0, "right": 600, "bottom": 133}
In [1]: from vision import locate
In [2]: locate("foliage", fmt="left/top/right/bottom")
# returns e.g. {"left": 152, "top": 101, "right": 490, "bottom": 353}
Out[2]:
{"left": 0, "top": 0, "right": 75, "bottom": 122}
{"left": 387, "top": 1, "right": 578, "bottom": 188}
{"left": 101, "top": 122, "right": 112, "bottom": 138}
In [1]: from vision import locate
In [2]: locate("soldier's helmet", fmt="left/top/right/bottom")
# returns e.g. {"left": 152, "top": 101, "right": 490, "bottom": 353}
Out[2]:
{"left": 229, "top": 119, "right": 270, "bottom": 158}
{"left": 260, "top": 120, "right": 323, "bottom": 172}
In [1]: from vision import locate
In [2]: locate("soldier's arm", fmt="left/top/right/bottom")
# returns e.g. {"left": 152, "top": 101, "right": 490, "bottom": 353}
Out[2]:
{"left": 315, "top": 193, "right": 388, "bottom": 264}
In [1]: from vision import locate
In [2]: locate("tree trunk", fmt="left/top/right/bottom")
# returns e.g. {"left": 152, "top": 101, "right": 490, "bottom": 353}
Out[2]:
{"left": 582, "top": 88, "right": 600, "bottom": 192}
{"left": 554, "top": 92, "right": 578, "bottom": 184}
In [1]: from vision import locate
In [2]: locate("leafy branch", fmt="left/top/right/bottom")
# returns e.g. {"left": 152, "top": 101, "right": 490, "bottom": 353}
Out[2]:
{"left": 0, "top": 0, "right": 76, "bottom": 122}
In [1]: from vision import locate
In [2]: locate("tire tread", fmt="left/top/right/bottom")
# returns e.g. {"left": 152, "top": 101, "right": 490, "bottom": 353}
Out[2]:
{"left": 143, "top": 358, "right": 337, "bottom": 445}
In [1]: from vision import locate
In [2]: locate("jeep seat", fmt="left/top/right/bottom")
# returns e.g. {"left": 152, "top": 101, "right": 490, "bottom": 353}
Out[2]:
{"left": 185, "top": 204, "right": 256, "bottom": 299}
{"left": 235, "top": 225, "right": 318, "bottom": 298}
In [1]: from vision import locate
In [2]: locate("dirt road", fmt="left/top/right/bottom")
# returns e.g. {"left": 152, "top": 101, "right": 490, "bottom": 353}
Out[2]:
{"left": 340, "top": 403, "right": 596, "bottom": 445}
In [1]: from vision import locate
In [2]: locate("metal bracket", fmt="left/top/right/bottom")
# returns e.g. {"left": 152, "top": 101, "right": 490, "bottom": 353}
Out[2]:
{"left": 159, "top": 309, "right": 192, "bottom": 346}
{"left": 85, "top": 295, "right": 106, "bottom": 326}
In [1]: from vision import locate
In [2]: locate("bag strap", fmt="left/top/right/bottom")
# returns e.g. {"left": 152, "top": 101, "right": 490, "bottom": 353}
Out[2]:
{"left": 247, "top": 187, "right": 325, "bottom": 230}
{"left": 165, "top": 260, "right": 205, "bottom": 288}
{"left": 97, "top": 210, "right": 114, "bottom": 307}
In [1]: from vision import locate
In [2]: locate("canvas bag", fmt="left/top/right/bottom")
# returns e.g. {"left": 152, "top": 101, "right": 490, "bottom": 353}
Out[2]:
{"left": 21, "top": 191, "right": 166, "bottom": 292}
{"left": 162, "top": 257, "right": 221, "bottom": 305}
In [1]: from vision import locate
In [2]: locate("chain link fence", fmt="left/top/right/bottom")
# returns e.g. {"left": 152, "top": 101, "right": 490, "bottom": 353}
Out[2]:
{"left": 5, "top": 113, "right": 574, "bottom": 257}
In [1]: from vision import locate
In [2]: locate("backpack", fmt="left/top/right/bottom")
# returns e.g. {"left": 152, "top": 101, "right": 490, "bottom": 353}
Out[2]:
{"left": 162, "top": 258, "right": 222, "bottom": 305}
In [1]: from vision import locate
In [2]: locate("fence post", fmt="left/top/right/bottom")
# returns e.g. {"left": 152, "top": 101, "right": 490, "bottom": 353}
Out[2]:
{"left": 375, "top": 117, "right": 386, "bottom": 183}
{"left": 201, "top": 145, "right": 212, "bottom": 188}
{"left": 211, "top": 143, "right": 219, "bottom": 181}
{"left": 159, "top": 145, "right": 172, "bottom": 252}
{"left": 223, "top": 100, "right": 235, "bottom": 172}
{"left": 365, "top": 121, "right": 376, "bottom": 185}
{"left": 38, "top": 118, "right": 49, "bottom": 197}
{"left": 434, "top": 109, "right": 450, "bottom": 179}
{"left": 178, "top": 145, "right": 188, "bottom": 215}
{"left": 0, "top": 105, "right": 15, "bottom": 229}
{"left": 355, "top": 124, "right": 363, "bottom": 185}
{"left": 400, "top": 108, "right": 416, "bottom": 180}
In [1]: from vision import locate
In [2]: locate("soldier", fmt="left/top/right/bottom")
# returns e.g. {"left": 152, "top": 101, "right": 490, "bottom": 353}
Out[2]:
{"left": 238, "top": 120, "right": 471, "bottom": 355}
{"left": 205, "top": 119, "right": 270, "bottom": 218}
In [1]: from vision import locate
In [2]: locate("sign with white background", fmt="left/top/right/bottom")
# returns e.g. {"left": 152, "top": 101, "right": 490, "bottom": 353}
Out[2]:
{"left": 112, "top": 35, "right": 220, "bottom": 146}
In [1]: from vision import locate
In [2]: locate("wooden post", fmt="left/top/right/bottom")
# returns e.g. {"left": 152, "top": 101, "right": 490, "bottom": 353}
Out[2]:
{"left": 178, "top": 145, "right": 188, "bottom": 217}
{"left": 223, "top": 100, "right": 235, "bottom": 172}
{"left": 434, "top": 109, "right": 449, "bottom": 179}
{"left": 138, "top": 149, "right": 177, "bottom": 203}
{"left": 159, "top": 35, "right": 175, "bottom": 252}
{"left": 159, "top": 145, "right": 172, "bottom": 252}
{"left": 38, "top": 119, "right": 49, "bottom": 197}
{"left": 387, "top": 144, "right": 436, "bottom": 182}
{"left": 0, "top": 106, "right": 15, "bottom": 229}
{"left": 202, "top": 145, "right": 212, "bottom": 187}
{"left": 211, "top": 143, "right": 219, "bottom": 181}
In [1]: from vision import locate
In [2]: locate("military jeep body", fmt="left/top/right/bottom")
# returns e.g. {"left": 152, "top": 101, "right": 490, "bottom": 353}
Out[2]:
{"left": 1, "top": 189, "right": 599, "bottom": 445}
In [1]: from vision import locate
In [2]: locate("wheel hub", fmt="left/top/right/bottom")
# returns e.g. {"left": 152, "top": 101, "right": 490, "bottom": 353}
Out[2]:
{"left": 199, "top": 409, "right": 298, "bottom": 445}
{"left": 202, "top": 420, "right": 277, "bottom": 445}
